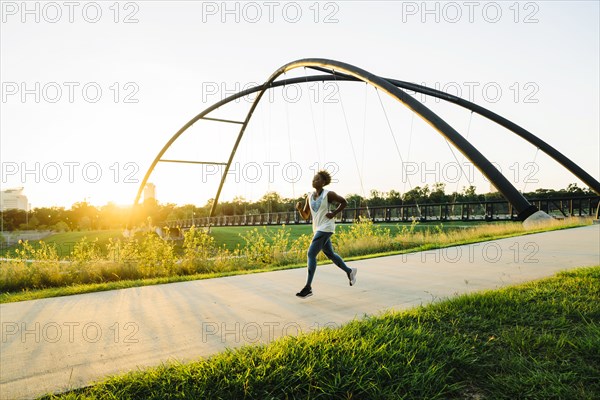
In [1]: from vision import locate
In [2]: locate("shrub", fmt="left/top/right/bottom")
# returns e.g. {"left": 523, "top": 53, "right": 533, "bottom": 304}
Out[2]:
{"left": 0, "top": 240, "right": 62, "bottom": 291}
{"left": 181, "top": 226, "right": 218, "bottom": 274}
{"left": 241, "top": 227, "right": 275, "bottom": 265}
{"left": 335, "top": 218, "right": 394, "bottom": 257}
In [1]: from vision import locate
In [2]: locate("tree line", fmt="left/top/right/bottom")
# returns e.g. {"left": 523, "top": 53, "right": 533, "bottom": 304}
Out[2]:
{"left": 0, "top": 183, "right": 595, "bottom": 232}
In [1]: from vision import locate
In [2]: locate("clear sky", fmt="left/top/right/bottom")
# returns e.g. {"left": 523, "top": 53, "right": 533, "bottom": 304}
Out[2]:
{"left": 1, "top": 0, "right": 598, "bottom": 208}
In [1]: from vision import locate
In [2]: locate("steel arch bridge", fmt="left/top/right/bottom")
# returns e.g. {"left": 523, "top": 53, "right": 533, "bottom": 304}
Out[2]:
{"left": 133, "top": 58, "right": 600, "bottom": 226}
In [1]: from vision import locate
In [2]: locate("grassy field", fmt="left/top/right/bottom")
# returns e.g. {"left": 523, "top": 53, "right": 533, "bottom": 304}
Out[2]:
{"left": 1, "top": 221, "right": 503, "bottom": 258}
{"left": 1, "top": 229, "right": 124, "bottom": 258}
{"left": 210, "top": 221, "right": 483, "bottom": 250}
{"left": 41, "top": 266, "right": 600, "bottom": 399}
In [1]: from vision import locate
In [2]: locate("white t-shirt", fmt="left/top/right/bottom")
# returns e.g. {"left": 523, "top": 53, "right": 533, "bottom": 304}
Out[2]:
{"left": 309, "top": 189, "right": 335, "bottom": 233}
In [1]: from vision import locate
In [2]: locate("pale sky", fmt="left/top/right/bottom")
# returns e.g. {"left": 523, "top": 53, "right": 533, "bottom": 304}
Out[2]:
{"left": 1, "top": 1, "right": 599, "bottom": 208}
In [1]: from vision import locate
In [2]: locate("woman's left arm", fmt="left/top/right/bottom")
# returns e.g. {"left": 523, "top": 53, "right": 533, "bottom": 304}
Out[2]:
{"left": 326, "top": 191, "right": 347, "bottom": 219}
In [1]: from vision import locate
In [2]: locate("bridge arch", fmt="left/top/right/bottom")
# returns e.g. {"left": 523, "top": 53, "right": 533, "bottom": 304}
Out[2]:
{"left": 134, "top": 58, "right": 600, "bottom": 224}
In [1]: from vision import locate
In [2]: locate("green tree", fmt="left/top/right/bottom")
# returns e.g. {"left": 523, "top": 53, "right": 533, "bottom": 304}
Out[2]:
{"left": 53, "top": 221, "right": 70, "bottom": 232}
{"left": 386, "top": 190, "right": 402, "bottom": 205}
{"left": 462, "top": 185, "right": 477, "bottom": 200}
{"left": 78, "top": 216, "right": 92, "bottom": 231}
{"left": 23, "top": 215, "right": 40, "bottom": 230}
{"left": 368, "top": 190, "right": 386, "bottom": 207}
{"left": 346, "top": 194, "right": 364, "bottom": 209}
{"left": 232, "top": 196, "right": 248, "bottom": 215}
{"left": 403, "top": 185, "right": 429, "bottom": 204}
{"left": 71, "top": 201, "right": 99, "bottom": 230}
{"left": 566, "top": 183, "right": 585, "bottom": 195}
{"left": 429, "top": 183, "right": 448, "bottom": 203}
{"left": 1, "top": 209, "right": 27, "bottom": 231}
{"left": 258, "top": 192, "right": 283, "bottom": 213}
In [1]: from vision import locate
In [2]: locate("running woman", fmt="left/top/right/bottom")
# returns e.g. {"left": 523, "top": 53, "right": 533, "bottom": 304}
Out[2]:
{"left": 295, "top": 170, "right": 357, "bottom": 298}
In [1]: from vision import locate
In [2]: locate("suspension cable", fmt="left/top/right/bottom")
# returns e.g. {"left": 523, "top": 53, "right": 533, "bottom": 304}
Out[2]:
{"left": 521, "top": 147, "right": 540, "bottom": 194}
{"left": 332, "top": 71, "right": 370, "bottom": 218}
{"left": 450, "top": 111, "right": 474, "bottom": 214}
{"left": 304, "top": 67, "right": 322, "bottom": 166}
{"left": 375, "top": 87, "right": 422, "bottom": 218}
{"left": 283, "top": 80, "right": 296, "bottom": 199}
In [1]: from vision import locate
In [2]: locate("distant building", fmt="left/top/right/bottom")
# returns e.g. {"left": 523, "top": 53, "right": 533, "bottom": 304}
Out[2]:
{"left": 144, "top": 183, "right": 156, "bottom": 202}
{"left": 1, "top": 187, "right": 29, "bottom": 211}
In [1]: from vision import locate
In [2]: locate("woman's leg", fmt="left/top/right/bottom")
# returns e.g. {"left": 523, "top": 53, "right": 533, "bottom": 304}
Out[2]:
{"left": 321, "top": 235, "right": 352, "bottom": 275}
{"left": 305, "top": 231, "right": 332, "bottom": 287}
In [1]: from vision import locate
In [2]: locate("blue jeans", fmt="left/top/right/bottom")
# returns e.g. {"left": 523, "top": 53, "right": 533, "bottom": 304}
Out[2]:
{"left": 305, "top": 231, "right": 352, "bottom": 287}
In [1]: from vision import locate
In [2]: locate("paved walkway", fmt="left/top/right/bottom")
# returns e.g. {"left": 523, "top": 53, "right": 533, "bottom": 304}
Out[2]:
{"left": 1, "top": 225, "right": 599, "bottom": 399}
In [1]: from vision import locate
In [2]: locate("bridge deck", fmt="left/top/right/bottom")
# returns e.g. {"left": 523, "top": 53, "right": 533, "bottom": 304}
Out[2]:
{"left": 166, "top": 196, "right": 598, "bottom": 229}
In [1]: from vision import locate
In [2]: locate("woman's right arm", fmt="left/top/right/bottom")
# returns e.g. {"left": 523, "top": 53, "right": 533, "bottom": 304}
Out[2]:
{"left": 296, "top": 196, "right": 310, "bottom": 220}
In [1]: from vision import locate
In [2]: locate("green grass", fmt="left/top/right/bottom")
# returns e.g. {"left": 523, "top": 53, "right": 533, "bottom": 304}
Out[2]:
{"left": 1, "top": 230, "right": 124, "bottom": 258}
{"left": 213, "top": 221, "right": 497, "bottom": 250}
{"left": 40, "top": 266, "right": 600, "bottom": 400}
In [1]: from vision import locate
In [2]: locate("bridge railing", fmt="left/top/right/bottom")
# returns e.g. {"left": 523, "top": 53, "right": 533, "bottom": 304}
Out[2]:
{"left": 163, "top": 196, "right": 599, "bottom": 229}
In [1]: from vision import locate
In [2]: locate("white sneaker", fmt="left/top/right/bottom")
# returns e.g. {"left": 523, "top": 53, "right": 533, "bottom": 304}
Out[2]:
{"left": 348, "top": 268, "right": 357, "bottom": 286}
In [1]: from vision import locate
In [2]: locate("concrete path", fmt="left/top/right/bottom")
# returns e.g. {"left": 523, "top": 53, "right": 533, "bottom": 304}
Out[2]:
{"left": 1, "top": 225, "right": 599, "bottom": 399}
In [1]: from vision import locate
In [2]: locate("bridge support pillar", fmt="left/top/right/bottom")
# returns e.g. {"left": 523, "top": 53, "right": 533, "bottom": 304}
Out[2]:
{"left": 522, "top": 210, "right": 554, "bottom": 229}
